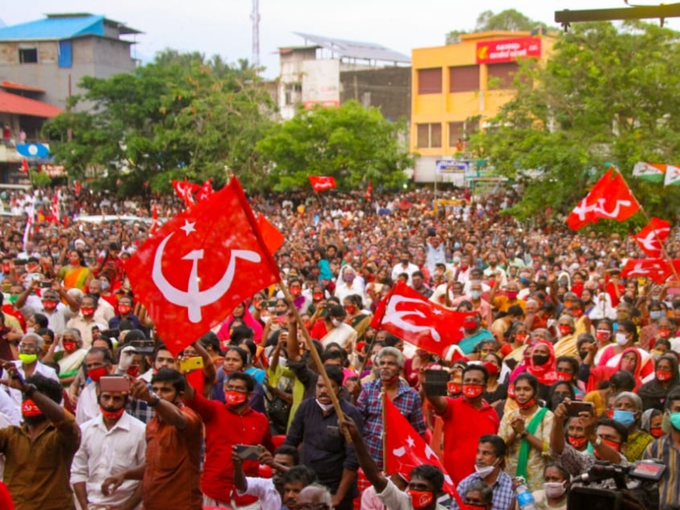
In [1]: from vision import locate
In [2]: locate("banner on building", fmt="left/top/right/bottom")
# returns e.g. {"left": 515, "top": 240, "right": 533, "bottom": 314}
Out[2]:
{"left": 476, "top": 37, "right": 541, "bottom": 64}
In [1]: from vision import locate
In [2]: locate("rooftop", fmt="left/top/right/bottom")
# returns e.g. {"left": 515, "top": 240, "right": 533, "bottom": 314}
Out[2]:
{"left": 0, "top": 13, "right": 141, "bottom": 42}
{"left": 293, "top": 32, "right": 410, "bottom": 64}
{"left": 0, "top": 81, "right": 45, "bottom": 93}
{"left": 0, "top": 91, "right": 62, "bottom": 118}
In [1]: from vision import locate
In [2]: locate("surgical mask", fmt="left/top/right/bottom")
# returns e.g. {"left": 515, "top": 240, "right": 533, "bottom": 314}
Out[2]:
{"left": 613, "top": 410, "right": 636, "bottom": 427}
{"left": 316, "top": 399, "right": 335, "bottom": 412}
{"left": 100, "top": 280, "right": 110, "bottom": 291}
{"left": 18, "top": 353, "right": 37, "bottom": 365}
{"left": 470, "top": 290, "right": 481, "bottom": 300}
{"left": 331, "top": 318, "right": 341, "bottom": 327}
{"left": 670, "top": 411, "right": 680, "bottom": 431}
{"left": 615, "top": 333, "right": 629, "bottom": 346}
{"left": 225, "top": 390, "right": 248, "bottom": 406}
{"left": 650, "top": 311, "right": 664, "bottom": 320}
{"left": 544, "top": 481, "right": 566, "bottom": 499}
{"left": 474, "top": 463, "right": 496, "bottom": 479}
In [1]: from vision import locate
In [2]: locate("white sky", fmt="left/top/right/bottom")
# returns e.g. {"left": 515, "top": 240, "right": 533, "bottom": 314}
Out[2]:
{"left": 1, "top": 0, "right": 677, "bottom": 78}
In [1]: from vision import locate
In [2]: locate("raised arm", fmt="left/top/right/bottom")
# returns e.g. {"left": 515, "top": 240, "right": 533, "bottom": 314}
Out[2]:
{"left": 339, "top": 415, "right": 387, "bottom": 493}
{"left": 129, "top": 377, "right": 188, "bottom": 430}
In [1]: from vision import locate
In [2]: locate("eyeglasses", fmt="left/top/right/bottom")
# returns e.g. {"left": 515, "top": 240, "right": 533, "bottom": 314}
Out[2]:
{"left": 297, "top": 504, "right": 330, "bottom": 510}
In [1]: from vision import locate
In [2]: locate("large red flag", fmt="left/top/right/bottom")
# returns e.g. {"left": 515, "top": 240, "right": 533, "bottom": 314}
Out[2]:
{"left": 566, "top": 168, "right": 639, "bottom": 230}
{"left": 370, "top": 282, "right": 473, "bottom": 358}
{"left": 633, "top": 217, "right": 670, "bottom": 258}
{"left": 195, "top": 178, "right": 215, "bottom": 202}
{"left": 384, "top": 394, "right": 462, "bottom": 504}
{"left": 620, "top": 258, "right": 671, "bottom": 284}
{"left": 257, "top": 214, "right": 285, "bottom": 255}
{"left": 309, "top": 176, "right": 336, "bottom": 192}
{"left": 171, "top": 177, "right": 200, "bottom": 208}
{"left": 126, "top": 178, "right": 280, "bottom": 355}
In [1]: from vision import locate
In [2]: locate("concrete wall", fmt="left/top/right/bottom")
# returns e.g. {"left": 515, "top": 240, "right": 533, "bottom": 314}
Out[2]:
{"left": 339, "top": 66, "right": 411, "bottom": 122}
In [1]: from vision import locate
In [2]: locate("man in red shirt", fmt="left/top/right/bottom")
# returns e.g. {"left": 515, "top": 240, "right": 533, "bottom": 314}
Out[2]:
{"left": 422, "top": 365, "right": 499, "bottom": 484}
{"left": 185, "top": 371, "right": 273, "bottom": 509}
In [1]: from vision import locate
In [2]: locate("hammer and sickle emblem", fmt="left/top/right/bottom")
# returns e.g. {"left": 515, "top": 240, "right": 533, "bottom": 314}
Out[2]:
{"left": 152, "top": 232, "right": 261, "bottom": 322}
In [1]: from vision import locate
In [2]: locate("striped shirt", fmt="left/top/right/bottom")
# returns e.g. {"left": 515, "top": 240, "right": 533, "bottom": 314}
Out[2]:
{"left": 643, "top": 434, "right": 680, "bottom": 507}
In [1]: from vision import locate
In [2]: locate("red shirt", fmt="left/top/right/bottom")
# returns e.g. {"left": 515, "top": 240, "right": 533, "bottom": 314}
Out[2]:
{"left": 185, "top": 393, "right": 273, "bottom": 504}
{"left": 309, "top": 319, "right": 329, "bottom": 341}
{"left": 438, "top": 396, "right": 500, "bottom": 484}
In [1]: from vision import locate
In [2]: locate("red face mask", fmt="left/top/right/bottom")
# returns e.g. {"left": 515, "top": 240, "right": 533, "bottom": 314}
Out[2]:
{"left": 514, "top": 333, "right": 529, "bottom": 344}
{"left": 606, "top": 409, "right": 614, "bottom": 419}
{"left": 100, "top": 406, "right": 126, "bottom": 420}
{"left": 506, "top": 291, "right": 518, "bottom": 300}
{"left": 658, "top": 328, "right": 671, "bottom": 339}
{"left": 127, "top": 365, "right": 140, "bottom": 377}
{"left": 290, "top": 287, "right": 302, "bottom": 297}
{"left": 656, "top": 369, "right": 673, "bottom": 382}
{"left": 594, "top": 438, "right": 621, "bottom": 459}
{"left": 596, "top": 330, "right": 611, "bottom": 342}
{"left": 81, "top": 307, "right": 95, "bottom": 317}
{"left": 556, "top": 371, "right": 573, "bottom": 382}
{"left": 447, "top": 382, "right": 462, "bottom": 395}
{"left": 345, "top": 306, "right": 356, "bottom": 315}
{"left": 407, "top": 490, "right": 434, "bottom": 510}
{"left": 517, "top": 397, "right": 536, "bottom": 410}
{"left": 650, "top": 427, "right": 663, "bottom": 438}
{"left": 483, "top": 362, "right": 499, "bottom": 377}
{"left": 88, "top": 366, "right": 108, "bottom": 383}
{"left": 225, "top": 390, "right": 248, "bottom": 406}
{"left": 22, "top": 399, "right": 42, "bottom": 417}
{"left": 313, "top": 293, "right": 324, "bottom": 301}
{"left": 63, "top": 341, "right": 77, "bottom": 354}
{"left": 43, "top": 301, "right": 58, "bottom": 311}
{"left": 463, "top": 319, "right": 478, "bottom": 330}
{"left": 568, "top": 435, "right": 588, "bottom": 450}
{"left": 558, "top": 325, "right": 572, "bottom": 336}
{"left": 462, "top": 384, "right": 484, "bottom": 399}
{"left": 570, "top": 309, "right": 583, "bottom": 318}
{"left": 118, "top": 305, "right": 131, "bottom": 315}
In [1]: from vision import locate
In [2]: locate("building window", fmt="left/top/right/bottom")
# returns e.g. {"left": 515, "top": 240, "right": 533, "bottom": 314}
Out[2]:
{"left": 449, "top": 122, "right": 465, "bottom": 148}
{"left": 417, "top": 68, "right": 443, "bottom": 95}
{"left": 284, "top": 83, "right": 302, "bottom": 106}
{"left": 449, "top": 65, "right": 480, "bottom": 93}
{"left": 417, "top": 123, "right": 442, "bottom": 148}
{"left": 488, "top": 62, "right": 519, "bottom": 89}
{"left": 19, "top": 48, "right": 38, "bottom": 64}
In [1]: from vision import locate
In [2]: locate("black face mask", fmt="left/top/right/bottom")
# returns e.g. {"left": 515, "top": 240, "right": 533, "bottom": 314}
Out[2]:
{"left": 551, "top": 394, "right": 567, "bottom": 408}
{"left": 400, "top": 259, "right": 409, "bottom": 265}
{"left": 578, "top": 350, "right": 588, "bottom": 360}
{"left": 532, "top": 354, "right": 550, "bottom": 366}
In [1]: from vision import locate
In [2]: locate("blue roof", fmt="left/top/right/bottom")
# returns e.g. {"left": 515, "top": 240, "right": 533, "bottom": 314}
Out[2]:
{"left": 0, "top": 14, "right": 140, "bottom": 42}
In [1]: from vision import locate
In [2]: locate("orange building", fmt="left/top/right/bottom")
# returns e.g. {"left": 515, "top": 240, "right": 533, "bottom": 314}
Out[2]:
{"left": 410, "top": 31, "right": 555, "bottom": 182}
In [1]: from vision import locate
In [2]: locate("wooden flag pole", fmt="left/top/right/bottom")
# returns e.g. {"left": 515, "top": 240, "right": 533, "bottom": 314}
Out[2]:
{"left": 278, "top": 281, "right": 350, "bottom": 438}
{"left": 355, "top": 285, "right": 395, "bottom": 379}
{"left": 616, "top": 166, "right": 680, "bottom": 283}
{"left": 381, "top": 389, "right": 387, "bottom": 472}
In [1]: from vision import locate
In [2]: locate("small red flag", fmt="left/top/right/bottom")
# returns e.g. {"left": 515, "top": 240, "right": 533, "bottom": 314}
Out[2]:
{"left": 126, "top": 178, "right": 280, "bottom": 355}
{"left": 171, "top": 177, "right": 200, "bottom": 208}
{"left": 257, "top": 214, "right": 284, "bottom": 255}
{"left": 370, "top": 282, "right": 474, "bottom": 358}
{"left": 74, "top": 180, "right": 81, "bottom": 196}
{"left": 366, "top": 181, "right": 373, "bottom": 200}
{"left": 384, "top": 395, "right": 462, "bottom": 504}
{"left": 50, "top": 194, "right": 60, "bottom": 224}
{"left": 566, "top": 168, "right": 639, "bottom": 230}
{"left": 195, "top": 178, "right": 215, "bottom": 202}
{"left": 20, "top": 159, "right": 28, "bottom": 173}
{"left": 309, "top": 176, "right": 336, "bottom": 192}
{"left": 150, "top": 204, "right": 159, "bottom": 235}
{"left": 633, "top": 217, "right": 670, "bottom": 258}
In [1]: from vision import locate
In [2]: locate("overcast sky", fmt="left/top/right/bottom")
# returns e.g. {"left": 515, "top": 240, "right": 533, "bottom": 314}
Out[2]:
{"left": 2, "top": 0, "right": 676, "bottom": 77}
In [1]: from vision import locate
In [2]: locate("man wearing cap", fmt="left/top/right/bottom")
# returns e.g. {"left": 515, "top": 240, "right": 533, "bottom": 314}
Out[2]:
{"left": 71, "top": 385, "right": 146, "bottom": 510}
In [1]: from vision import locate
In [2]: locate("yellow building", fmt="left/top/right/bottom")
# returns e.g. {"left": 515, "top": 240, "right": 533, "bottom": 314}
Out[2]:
{"left": 410, "top": 31, "right": 555, "bottom": 182}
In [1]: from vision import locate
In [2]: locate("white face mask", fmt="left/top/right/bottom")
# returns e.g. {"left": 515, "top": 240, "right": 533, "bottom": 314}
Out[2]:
{"left": 331, "top": 319, "right": 341, "bottom": 327}
{"left": 615, "top": 332, "right": 629, "bottom": 346}
{"left": 544, "top": 481, "right": 566, "bottom": 498}
{"left": 316, "top": 399, "right": 335, "bottom": 412}
{"left": 474, "top": 463, "right": 496, "bottom": 479}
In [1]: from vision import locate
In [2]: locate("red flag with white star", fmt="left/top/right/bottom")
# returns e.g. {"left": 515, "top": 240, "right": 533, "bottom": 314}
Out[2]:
{"left": 633, "top": 217, "right": 670, "bottom": 258}
{"left": 384, "top": 394, "right": 462, "bottom": 504}
{"left": 309, "top": 176, "right": 336, "bottom": 192}
{"left": 126, "top": 177, "right": 280, "bottom": 355}
{"left": 370, "top": 282, "right": 473, "bottom": 358}
{"left": 171, "top": 177, "right": 200, "bottom": 208}
{"left": 195, "top": 178, "right": 215, "bottom": 202}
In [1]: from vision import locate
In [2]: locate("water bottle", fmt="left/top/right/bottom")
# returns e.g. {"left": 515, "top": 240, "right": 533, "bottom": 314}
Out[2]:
{"left": 515, "top": 480, "right": 538, "bottom": 510}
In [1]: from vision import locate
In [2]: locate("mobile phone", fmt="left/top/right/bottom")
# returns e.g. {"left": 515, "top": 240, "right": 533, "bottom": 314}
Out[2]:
{"left": 130, "top": 339, "right": 154, "bottom": 355}
{"left": 99, "top": 376, "right": 130, "bottom": 393}
{"left": 265, "top": 299, "right": 277, "bottom": 308}
{"left": 180, "top": 356, "right": 204, "bottom": 372}
{"left": 39, "top": 280, "right": 52, "bottom": 288}
{"left": 422, "top": 369, "right": 449, "bottom": 397}
{"left": 234, "top": 444, "right": 263, "bottom": 461}
{"left": 566, "top": 401, "right": 594, "bottom": 417}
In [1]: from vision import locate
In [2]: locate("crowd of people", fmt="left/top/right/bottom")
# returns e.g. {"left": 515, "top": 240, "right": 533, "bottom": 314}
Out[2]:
{"left": 0, "top": 182, "right": 677, "bottom": 510}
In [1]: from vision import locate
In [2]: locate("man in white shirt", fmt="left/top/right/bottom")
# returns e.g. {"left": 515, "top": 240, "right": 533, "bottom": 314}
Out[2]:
{"left": 334, "top": 266, "right": 367, "bottom": 304}
{"left": 88, "top": 279, "right": 115, "bottom": 325}
{"left": 76, "top": 347, "right": 115, "bottom": 425}
{"left": 67, "top": 294, "right": 107, "bottom": 349}
{"left": 16, "top": 284, "right": 79, "bottom": 336}
{"left": 391, "top": 251, "right": 420, "bottom": 285}
{"left": 71, "top": 387, "right": 146, "bottom": 510}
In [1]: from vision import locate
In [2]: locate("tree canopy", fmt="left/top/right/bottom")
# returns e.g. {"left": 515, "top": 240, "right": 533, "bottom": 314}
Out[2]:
{"left": 471, "top": 21, "right": 680, "bottom": 224}
{"left": 256, "top": 100, "right": 412, "bottom": 191}
{"left": 446, "top": 9, "right": 551, "bottom": 44}
{"left": 43, "top": 50, "right": 274, "bottom": 195}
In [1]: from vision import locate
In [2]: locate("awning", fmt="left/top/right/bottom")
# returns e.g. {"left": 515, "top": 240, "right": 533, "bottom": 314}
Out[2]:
{"left": 0, "top": 80, "right": 45, "bottom": 93}
{"left": 0, "top": 91, "right": 61, "bottom": 118}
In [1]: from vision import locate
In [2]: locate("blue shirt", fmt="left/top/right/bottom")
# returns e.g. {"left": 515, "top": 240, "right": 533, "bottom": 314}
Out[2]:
{"left": 451, "top": 471, "right": 514, "bottom": 510}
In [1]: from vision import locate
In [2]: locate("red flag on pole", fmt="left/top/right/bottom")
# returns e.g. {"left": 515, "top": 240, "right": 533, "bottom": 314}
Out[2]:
{"left": 366, "top": 181, "right": 373, "bottom": 200}
{"left": 633, "top": 217, "right": 670, "bottom": 258}
{"left": 73, "top": 180, "right": 82, "bottom": 196}
{"left": 50, "top": 194, "right": 60, "bottom": 224}
{"left": 620, "top": 258, "right": 673, "bottom": 284}
{"left": 566, "top": 168, "right": 640, "bottom": 230}
{"left": 370, "top": 282, "right": 473, "bottom": 358}
{"left": 309, "top": 176, "right": 336, "bottom": 192}
{"left": 171, "top": 177, "right": 200, "bottom": 208}
{"left": 257, "top": 214, "right": 285, "bottom": 255}
{"left": 126, "top": 177, "right": 281, "bottom": 355}
{"left": 20, "top": 159, "right": 28, "bottom": 173}
{"left": 150, "top": 204, "right": 159, "bottom": 235}
{"left": 195, "top": 178, "right": 215, "bottom": 202}
{"left": 384, "top": 394, "right": 462, "bottom": 504}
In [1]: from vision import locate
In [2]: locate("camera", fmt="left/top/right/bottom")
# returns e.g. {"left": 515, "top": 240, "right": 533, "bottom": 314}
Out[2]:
{"left": 567, "top": 460, "right": 665, "bottom": 510}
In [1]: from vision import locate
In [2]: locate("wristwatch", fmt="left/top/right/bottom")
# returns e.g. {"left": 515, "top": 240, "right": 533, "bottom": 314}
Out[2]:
{"left": 590, "top": 436, "right": 602, "bottom": 447}
{"left": 147, "top": 393, "right": 161, "bottom": 407}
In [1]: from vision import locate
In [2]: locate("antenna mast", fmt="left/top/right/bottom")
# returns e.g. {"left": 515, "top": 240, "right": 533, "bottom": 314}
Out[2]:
{"left": 251, "top": 0, "right": 260, "bottom": 69}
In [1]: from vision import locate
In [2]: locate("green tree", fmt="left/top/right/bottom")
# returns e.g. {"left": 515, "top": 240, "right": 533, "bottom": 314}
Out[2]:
{"left": 256, "top": 101, "right": 412, "bottom": 191}
{"left": 43, "top": 50, "right": 274, "bottom": 195}
{"left": 446, "top": 9, "right": 551, "bottom": 44}
{"left": 471, "top": 21, "right": 680, "bottom": 224}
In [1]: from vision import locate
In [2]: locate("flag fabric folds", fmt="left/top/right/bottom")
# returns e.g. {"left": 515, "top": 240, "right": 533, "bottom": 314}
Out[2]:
{"left": 171, "top": 178, "right": 200, "bottom": 208}
{"left": 632, "top": 162, "right": 666, "bottom": 183}
{"left": 257, "top": 214, "right": 285, "bottom": 255}
{"left": 309, "top": 176, "right": 337, "bottom": 192}
{"left": 126, "top": 177, "right": 280, "bottom": 355}
{"left": 633, "top": 217, "right": 670, "bottom": 258}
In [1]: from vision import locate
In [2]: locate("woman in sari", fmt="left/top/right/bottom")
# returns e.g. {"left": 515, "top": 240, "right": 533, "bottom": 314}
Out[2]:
{"left": 343, "top": 294, "right": 372, "bottom": 342}
{"left": 54, "top": 328, "right": 88, "bottom": 387}
{"left": 57, "top": 249, "right": 93, "bottom": 291}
